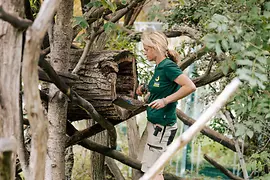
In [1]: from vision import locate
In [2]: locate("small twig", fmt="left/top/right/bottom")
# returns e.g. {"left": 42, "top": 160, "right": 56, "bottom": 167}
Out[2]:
{"left": 224, "top": 111, "right": 249, "bottom": 180}
{"left": 258, "top": 138, "right": 270, "bottom": 154}
{"left": 0, "top": 5, "right": 32, "bottom": 30}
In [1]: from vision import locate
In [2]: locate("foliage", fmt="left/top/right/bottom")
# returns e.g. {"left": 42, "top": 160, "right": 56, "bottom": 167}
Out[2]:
{"left": 165, "top": 0, "right": 270, "bottom": 177}
{"left": 167, "top": 0, "right": 270, "bottom": 88}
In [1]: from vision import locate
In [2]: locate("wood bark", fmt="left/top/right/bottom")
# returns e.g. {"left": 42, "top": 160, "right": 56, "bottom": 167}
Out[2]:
{"left": 127, "top": 117, "right": 144, "bottom": 179}
{"left": 0, "top": 1, "right": 24, "bottom": 179}
{"left": 45, "top": 0, "right": 74, "bottom": 179}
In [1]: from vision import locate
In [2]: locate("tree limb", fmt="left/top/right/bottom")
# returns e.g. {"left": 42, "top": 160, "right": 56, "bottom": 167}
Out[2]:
{"left": 224, "top": 111, "right": 249, "bottom": 179}
{"left": 66, "top": 121, "right": 185, "bottom": 180}
{"left": 105, "top": 157, "right": 126, "bottom": 180}
{"left": 204, "top": 154, "right": 244, "bottom": 180}
{"left": 66, "top": 106, "right": 147, "bottom": 147}
{"left": 176, "top": 108, "right": 246, "bottom": 153}
{"left": 0, "top": 5, "right": 32, "bottom": 30}
{"left": 179, "top": 46, "right": 206, "bottom": 71}
{"left": 192, "top": 67, "right": 235, "bottom": 87}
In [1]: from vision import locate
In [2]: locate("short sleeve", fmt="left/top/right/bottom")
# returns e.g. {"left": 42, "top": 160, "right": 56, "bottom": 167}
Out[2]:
{"left": 164, "top": 61, "right": 183, "bottom": 82}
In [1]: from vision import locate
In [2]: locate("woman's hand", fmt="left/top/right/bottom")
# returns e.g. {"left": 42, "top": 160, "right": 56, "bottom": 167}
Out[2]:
{"left": 136, "top": 84, "right": 148, "bottom": 96}
{"left": 148, "top": 98, "right": 167, "bottom": 109}
{"left": 136, "top": 85, "right": 144, "bottom": 96}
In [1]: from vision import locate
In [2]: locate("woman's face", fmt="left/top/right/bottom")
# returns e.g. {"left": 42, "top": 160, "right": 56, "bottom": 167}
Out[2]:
{"left": 143, "top": 44, "right": 156, "bottom": 61}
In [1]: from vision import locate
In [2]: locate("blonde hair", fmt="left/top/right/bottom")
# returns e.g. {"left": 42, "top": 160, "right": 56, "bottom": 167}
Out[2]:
{"left": 141, "top": 31, "right": 180, "bottom": 64}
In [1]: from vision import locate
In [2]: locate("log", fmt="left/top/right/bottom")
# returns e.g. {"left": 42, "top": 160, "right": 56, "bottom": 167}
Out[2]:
{"left": 65, "top": 49, "right": 138, "bottom": 121}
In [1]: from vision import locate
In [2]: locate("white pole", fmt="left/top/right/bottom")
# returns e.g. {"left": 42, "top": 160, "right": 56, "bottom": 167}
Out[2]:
{"left": 139, "top": 78, "right": 241, "bottom": 180}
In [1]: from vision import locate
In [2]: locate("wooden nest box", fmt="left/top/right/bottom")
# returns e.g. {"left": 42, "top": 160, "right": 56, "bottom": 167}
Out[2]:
{"left": 67, "top": 49, "right": 139, "bottom": 121}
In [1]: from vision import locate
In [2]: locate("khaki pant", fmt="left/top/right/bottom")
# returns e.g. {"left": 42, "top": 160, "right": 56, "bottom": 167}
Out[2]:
{"left": 141, "top": 121, "right": 177, "bottom": 173}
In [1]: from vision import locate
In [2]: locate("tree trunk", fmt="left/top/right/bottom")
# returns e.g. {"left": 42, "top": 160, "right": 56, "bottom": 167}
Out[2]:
{"left": 0, "top": 1, "right": 24, "bottom": 179}
{"left": 127, "top": 117, "right": 143, "bottom": 180}
{"left": 90, "top": 125, "right": 107, "bottom": 180}
{"left": 45, "top": 0, "right": 73, "bottom": 179}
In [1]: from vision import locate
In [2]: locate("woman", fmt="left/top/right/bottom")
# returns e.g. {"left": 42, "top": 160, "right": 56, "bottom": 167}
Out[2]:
{"left": 136, "top": 31, "right": 196, "bottom": 180}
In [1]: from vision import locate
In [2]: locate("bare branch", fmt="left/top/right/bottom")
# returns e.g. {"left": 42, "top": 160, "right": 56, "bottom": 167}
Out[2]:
{"left": 193, "top": 67, "right": 235, "bottom": 87}
{"left": 204, "top": 154, "right": 244, "bottom": 180}
{"left": 66, "top": 105, "right": 147, "bottom": 147}
{"left": 105, "top": 157, "right": 125, "bottom": 180}
{"left": 0, "top": 5, "right": 32, "bottom": 30}
{"left": 179, "top": 46, "right": 206, "bottom": 71}
{"left": 166, "top": 26, "right": 202, "bottom": 40}
{"left": 224, "top": 111, "right": 249, "bottom": 179}
{"left": 176, "top": 108, "right": 246, "bottom": 153}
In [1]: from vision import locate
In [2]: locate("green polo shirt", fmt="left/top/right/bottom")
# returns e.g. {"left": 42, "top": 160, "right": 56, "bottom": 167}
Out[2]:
{"left": 147, "top": 58, "right": 183, "bottom": 126}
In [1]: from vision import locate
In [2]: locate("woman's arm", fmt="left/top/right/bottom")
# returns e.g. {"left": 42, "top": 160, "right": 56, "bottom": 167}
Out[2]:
{"left": 164, "top": 74, "right": 196, "bottom": 104}
{"left": 149, "top": 74, "right": 196, "bottom": 109}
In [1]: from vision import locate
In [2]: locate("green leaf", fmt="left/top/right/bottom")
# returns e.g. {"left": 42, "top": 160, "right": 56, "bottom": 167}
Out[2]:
{"left": 104, "top": 22, "right": 116, "bottom": 33}
{"left": 212, "top": 14, "right": 228, "bottom": 23}
{"left": 73, "top": 16, "right": 89, "bottom": 29}
{"left": 221, "top": 61, "right": 229, "bottom": 75}
{"left": 254, "top": 72, "right": 267, "bottom": 81}
{"left": 237, "top": 59, "right": 253, "bottom": 66}
{"left": 235, "top": 124, "right": 246, "bottom": 137}
{"left": 263, "top": 11, "right": 270, "bottom": 18}
{"left": 121, "top": 0, "right": 127, "bottom": 5}
{"left": 215, "top": 42, "right": 222, "bottom": 56}
{"left": 246, "top": 129, "right": 254, "bottom": 139}
{"left": 229, "top": 60, "right": 237, "bottom": 70}
{"left": 257, "top": 56, "right": 267, "bottom": 64}
{"left": 265, "top": 2, "right": 270, "bottom": 10}
{"left": 221, "top": 39, "right": 229, "bottom": 51}
{"left": 208, "top": 22, "right": 218, "bottom": 29}
{"left": 86, "top": 1, "right": 102, "bottom": 8}
{"left": 203, "top": 34, "right": 218, "bottom": 49}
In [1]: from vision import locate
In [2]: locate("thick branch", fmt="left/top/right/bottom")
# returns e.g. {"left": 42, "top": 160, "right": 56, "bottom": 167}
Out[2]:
{"left": 204, "top": 154, "right": 244, "bottom": 180}
{"left": 176, "top": 108, "right": 246, "bottom": 153}
{"left": 166, "top": 26, "right": 202, "bottom": 40}
{"left": 38, "top": 56, "right": 117, "bottom": 148}
{"left": 192, "top": 67, "right": 235, "bottom": 87}
{"left": 66, "top": 122, "right": 184, "bottom": 180}
{"left": 179, "top": 46, "right": 206, "bottom": 71}
{"left": 105, "top": 157, "right": 125, "bottom": 180}
{"left": 66, "top": 106, "right": 147, "bottom": 147}
{"left": 0, "top": 5, "right": 32, "bottom": 30}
